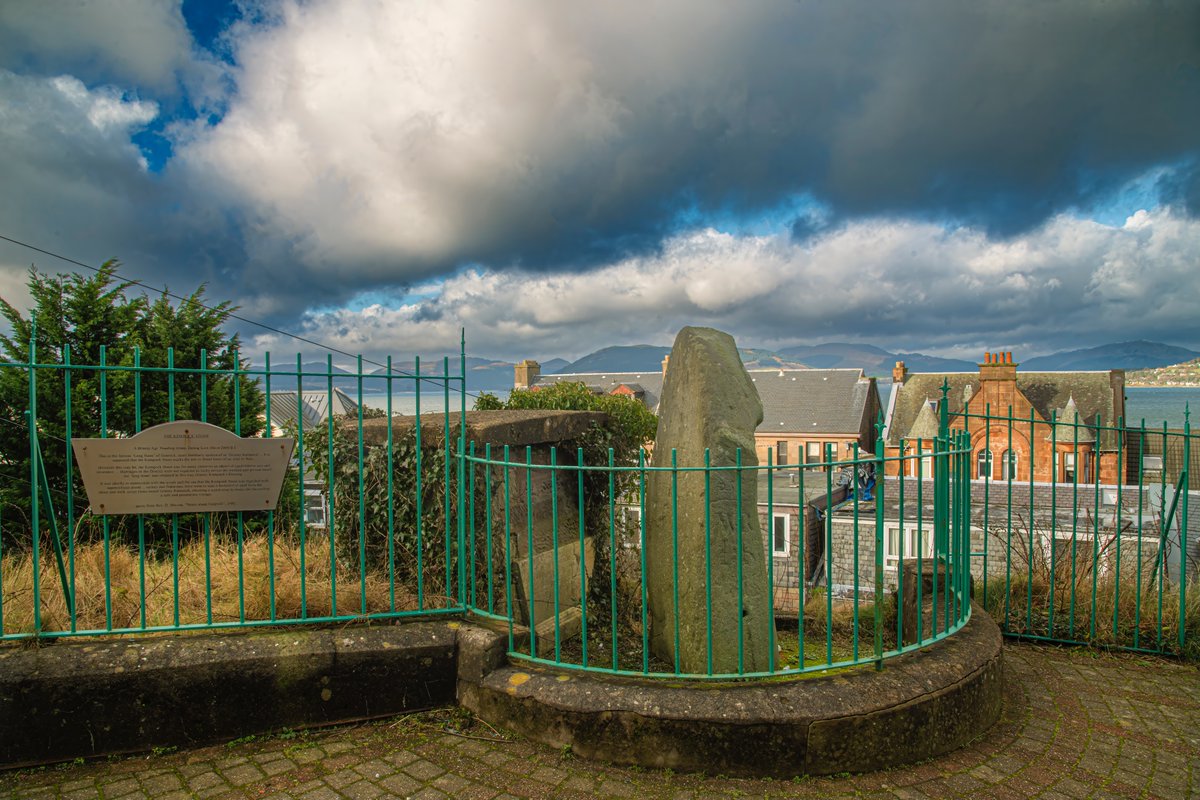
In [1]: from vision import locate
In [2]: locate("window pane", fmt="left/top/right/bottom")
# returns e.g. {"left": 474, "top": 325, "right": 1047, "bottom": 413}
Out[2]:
{"left": 772, "top": 514, "right": 788, "bottom": 555}
{"left": 976, "top": 449, "right": 993, "bottom": 479}
{"left": 886, "top": 528, "right": 900, "bottom": 558}
{"left": 1002, "top": 449, "right": 1017, "bottom": 480}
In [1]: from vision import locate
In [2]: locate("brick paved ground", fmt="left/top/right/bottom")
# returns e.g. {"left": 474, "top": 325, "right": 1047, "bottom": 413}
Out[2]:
{"left": 2, "top": 642, "right": 1197, "bottom": 799}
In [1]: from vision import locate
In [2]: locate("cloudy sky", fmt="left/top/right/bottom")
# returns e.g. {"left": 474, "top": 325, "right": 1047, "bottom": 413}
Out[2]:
{"left": 1, "top": 0, "right": 1198, "bottom": 363}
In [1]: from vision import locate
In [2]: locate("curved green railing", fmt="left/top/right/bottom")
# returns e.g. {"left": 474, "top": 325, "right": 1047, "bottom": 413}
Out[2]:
{"left": 3, "top": 332, "right": 1191, "bottom": 661}
{"left": 459, "top": 428, "right": 976, "bottom": 680}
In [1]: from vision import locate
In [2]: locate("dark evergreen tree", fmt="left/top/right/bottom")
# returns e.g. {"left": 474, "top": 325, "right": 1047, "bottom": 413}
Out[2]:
{"left": 0, "top": 261, "right": 263, "bottom": 538}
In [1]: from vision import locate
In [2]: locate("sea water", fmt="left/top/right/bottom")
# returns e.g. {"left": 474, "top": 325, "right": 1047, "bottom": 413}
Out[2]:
{"left": 1125, "top": 387, "right": 1199, "bottom": 429}
{"left": 360, "top": 389, "right": 508, "bottom": 416}
{"left": 360, "top": 387, "right": 1198, "bottom": 429}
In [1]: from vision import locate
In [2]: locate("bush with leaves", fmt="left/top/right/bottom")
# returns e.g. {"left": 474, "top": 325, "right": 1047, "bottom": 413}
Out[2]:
{"left": 475, "top": 382, "right": 656, "bottom": 469}
{"left": 475, "top": 382, "right": 658, "bottom": 636}
{"left": 303, "top": 421, "right": 476, "bottom": 608}
{"left": 0, "top": 261, "right": 263, "bottom": 546}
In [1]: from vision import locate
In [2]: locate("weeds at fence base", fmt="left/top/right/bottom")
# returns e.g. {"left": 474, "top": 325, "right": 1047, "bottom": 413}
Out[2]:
{"left": 984, "top": 575, "right": 1200, "bottom": 661}
{"left": 0, "top": 532, "right": 448, "bottom": 637}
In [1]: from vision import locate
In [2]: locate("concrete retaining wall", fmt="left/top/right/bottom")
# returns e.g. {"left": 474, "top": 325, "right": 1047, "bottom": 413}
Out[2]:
{"left": 2, "top": 609, "right": 1003, "bottom": 777}
{"left": 458, "top": 604, "right": 1004, "bottom": 777}
{"left": 0, "top": 622, "right": 456, "bottom": 768}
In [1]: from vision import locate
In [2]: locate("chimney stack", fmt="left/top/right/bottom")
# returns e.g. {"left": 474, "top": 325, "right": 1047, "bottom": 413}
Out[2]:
{"left": 514, "top": 359, "right": 541, "bottom": 389}
{"left": 892, "top": 360, "right": 908, "bottom": 384}
{"left": 979, "top": 351, "right": 1018, "bottom": 382}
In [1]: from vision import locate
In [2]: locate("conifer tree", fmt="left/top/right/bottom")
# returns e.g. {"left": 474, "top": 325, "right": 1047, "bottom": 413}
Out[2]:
{"left": 0, "top": 260, "right": 263, "bottom": 533}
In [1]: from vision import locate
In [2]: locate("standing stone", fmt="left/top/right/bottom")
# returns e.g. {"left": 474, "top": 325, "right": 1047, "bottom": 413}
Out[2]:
{"left": 646, "top": 327, "right": 774, "bottom": 673}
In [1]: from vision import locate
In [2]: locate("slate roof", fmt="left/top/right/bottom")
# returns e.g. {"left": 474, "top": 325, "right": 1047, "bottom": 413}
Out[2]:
{"left": 1045, "top": 397, "right": 1096, "bottom": 444}
{"left": 885, "top": 371, "right": 1123, "bottom": 449}
{"left": 532, "top": 372, "right": 665, "bottom": 412}
{"left": 749, "top": 369, "right": 877, "bottom": 435}
{"left": 268, "top": 388, "right": 359, "bottom": 431}
{"left": 536, "top": 367, "right": 877, "bottom": 435}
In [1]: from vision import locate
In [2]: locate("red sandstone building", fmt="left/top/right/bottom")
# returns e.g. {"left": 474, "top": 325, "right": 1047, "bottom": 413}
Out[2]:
{"left": 881, "top": 352, "right": 1128, "bottom": 484}
{"left": 514, "top": 358, "right": 880, "bottom": 465}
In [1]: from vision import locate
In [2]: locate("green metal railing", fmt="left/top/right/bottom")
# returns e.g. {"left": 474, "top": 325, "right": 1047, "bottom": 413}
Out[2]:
{"left": 4, "top": 331, "right": 1193, "bottom": 666}
{"left": 460, "top": 425, "right": 976, "bottom": 679}
{"left": 948, "top": 399, "right": 1195, "bottom": 656}
{"left": 0, "top": 325, "right": 468, "bottom": 640}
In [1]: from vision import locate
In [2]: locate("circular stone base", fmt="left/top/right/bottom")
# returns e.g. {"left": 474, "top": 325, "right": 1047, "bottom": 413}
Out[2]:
{"left": 458, "top": 604, "right": 1003, "bottom": 777}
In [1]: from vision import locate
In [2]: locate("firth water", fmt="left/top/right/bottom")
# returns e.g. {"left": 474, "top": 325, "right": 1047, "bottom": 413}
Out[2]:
{"left": 361, "top": 387, "right": 1196, "bottom": 429}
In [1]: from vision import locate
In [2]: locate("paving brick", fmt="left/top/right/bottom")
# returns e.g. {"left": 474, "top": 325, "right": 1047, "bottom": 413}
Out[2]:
{"left": 2, "top": 642, "right": 1197, "bottom": 800}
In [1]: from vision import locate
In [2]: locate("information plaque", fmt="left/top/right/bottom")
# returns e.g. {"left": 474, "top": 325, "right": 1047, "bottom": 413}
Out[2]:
{"left": 72, "top": 421, "right": 295, "bottom": 515}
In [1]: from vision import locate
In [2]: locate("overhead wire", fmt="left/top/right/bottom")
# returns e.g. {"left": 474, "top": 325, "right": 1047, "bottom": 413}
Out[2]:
{"left": 0, "top": 233, "right": 490, "bottom": 402}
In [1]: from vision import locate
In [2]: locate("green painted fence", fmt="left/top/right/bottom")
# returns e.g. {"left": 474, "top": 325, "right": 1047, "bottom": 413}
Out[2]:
{"left": 3, "top": 335, "right": 1194, "bottom": 667}
{"left": 0, "top": 325, "right": 468, "bottom": 639}
{"left": 948, "top": 400, "right": 1195, "bottom": 657}
{"left": 460, "top": 428, "right": 976, "bottom": 679}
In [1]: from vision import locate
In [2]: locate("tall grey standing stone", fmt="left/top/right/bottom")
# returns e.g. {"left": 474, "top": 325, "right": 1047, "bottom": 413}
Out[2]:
{"left": 646, "top": 327, "right": 774, "bottom": 673}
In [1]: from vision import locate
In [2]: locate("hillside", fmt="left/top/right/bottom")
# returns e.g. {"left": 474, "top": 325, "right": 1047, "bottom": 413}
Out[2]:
{"left": 739, "top": 348, "right": 807, "bottom": 370}
{"left": 1021, "top": 341, "right": 1200, "bottom": 371}
{"left": 555, "top": 345, "right": 671, "bottom": 374}
{"left": 1127, "top": 358, "right": 1200, "bottom": 387}
{"left": 776, "top": 343, "right": 975, "bottom": 374}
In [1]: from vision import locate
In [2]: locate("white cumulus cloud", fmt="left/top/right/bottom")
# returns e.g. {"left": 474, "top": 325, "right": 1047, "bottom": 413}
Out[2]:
{"left": 249, "top": 209, "right": 1200, "bottom": 363}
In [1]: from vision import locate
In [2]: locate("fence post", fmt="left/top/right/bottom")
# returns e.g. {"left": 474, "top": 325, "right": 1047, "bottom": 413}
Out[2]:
{"left": 935, "top": 380, "right": 950, "bottom": 564}
{"left": 1181, "top": 406, "right": 1191, "bottom": 650}
{"left": 27, "top": 322, "right": 41, "bottom": 633}
{"left": 874, "top": 414, "right": 885, "bottom": 670}
{"left": 458, "top": 329, "right": 468, "bottom": 610}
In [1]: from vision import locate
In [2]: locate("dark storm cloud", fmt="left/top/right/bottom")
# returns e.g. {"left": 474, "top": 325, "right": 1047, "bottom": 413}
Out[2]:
{"left": 1, "top": 0, "right": 1198, "bottom": 348}
{"left": 1158, "top": 161, "right": 1200, "bottom": 216}
{"left": 178, "top": 0, "right": 1200, "bottom": 296}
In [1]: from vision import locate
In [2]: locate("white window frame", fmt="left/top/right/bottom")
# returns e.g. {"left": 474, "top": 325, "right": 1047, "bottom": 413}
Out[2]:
{"left": 883, "top": 523, "right": 934, "bottom": 571}
{"left": 1055, "top": 451, "right": 1087, "bottom": 483}
{"left": 909, "top": 446, "right": 933, "bottom": 478}
{"left": 771, "top": 512, "right": 790, "bottom": 557}
{"left": 303, "top": 488, "right": 328, "bottom": 529}
{"left": 1001, "top": 449, "right": 1018, "bottom": 480}
{"left": 976, "top": 448, "right": 993, "bottom": 480}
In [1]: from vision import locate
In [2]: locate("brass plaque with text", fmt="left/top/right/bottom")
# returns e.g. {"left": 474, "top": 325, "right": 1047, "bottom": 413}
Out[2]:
{"left": 72, "top": 421, "right": 295, "bottom": 515}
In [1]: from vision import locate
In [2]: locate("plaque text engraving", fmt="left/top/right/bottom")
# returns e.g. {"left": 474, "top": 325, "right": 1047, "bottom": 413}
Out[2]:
{"left": 73, "top": 421, "right": 295, "bottom": 515}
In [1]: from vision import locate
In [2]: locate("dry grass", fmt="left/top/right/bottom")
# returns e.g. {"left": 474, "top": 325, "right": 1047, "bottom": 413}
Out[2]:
{"left": 985, "top": 572, "right": 1200, "bottom": 659}
{"left": 802, "top": 591, "right": 898, "bottom": 646}
{"left": 0, "top": 531, "right": 451, "bottom": 637}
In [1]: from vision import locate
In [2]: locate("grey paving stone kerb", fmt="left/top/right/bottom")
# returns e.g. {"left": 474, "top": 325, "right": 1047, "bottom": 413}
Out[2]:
{"left": 5, "top": 642, "right": 1195, "bottom": 799}
{"left": 459, "top": 603, "right": 1003, "bottom": 777}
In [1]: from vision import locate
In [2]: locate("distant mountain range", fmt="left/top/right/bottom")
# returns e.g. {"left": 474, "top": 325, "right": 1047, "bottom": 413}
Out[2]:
{"left": 553, "top": 345, "right": 805, "bottom": 373}
{"left": 1019, "top": 341, "right": 1200, "bottom": 371}
{"left": 775, "top": 343, "right": 976, "bottom": 374}
{"left": 251, "top": 340, "right": 1200, "bottom": 395}
{"left": 555, "top": 345, "right": 670, "bottom": 373}
{"left": 555, "top": 340, "right": 1200, "bottom": 378}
